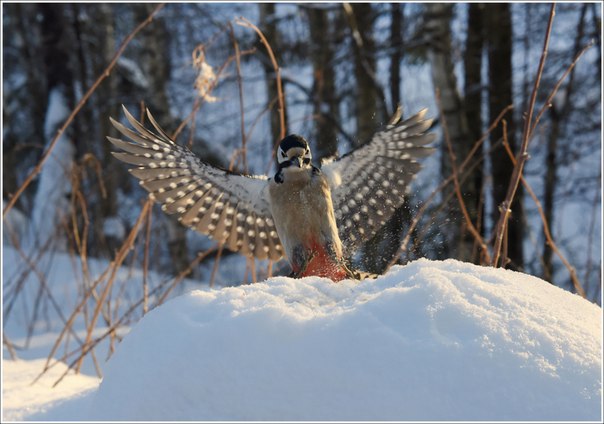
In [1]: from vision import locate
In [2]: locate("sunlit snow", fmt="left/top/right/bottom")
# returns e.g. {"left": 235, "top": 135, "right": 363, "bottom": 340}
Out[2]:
{"left": 3, "top": 258, "right": 601, "bottom": 421}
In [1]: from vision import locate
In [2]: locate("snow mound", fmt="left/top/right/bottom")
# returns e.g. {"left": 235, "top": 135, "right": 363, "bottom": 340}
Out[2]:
{"left": 2, "top": 359, "right": 99, "bottom": 421}
{"left": 85, "top": 259, "right": 601, "bottom": 421}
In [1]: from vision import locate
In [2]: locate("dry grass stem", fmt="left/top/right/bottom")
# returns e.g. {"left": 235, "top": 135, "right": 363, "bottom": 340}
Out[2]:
{"left": 235, "top": 17, "right": 286, "bottom": 141}
{"left": 229, "top": 22, "right": 249, "bottom": 173}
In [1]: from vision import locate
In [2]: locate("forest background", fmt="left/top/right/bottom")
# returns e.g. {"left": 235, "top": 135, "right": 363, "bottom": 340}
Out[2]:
{"left": 2, "top": 2, "right": 602, "bottom": 371}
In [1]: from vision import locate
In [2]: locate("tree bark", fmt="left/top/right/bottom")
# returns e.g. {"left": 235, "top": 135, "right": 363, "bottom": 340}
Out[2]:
{"left": 424, "top": 3, "right": 475, "bottom": 262}
{"left": 463, "top": 3, "right": 485, "bottom": 261}
{"left": 344, "top": 3, "right": 399, "bottom": 272}
{"left": 360, "top": 4, "right": 410, "bottom": 274}
{"left": 33, "top": 4, "right": 77, "bottom": 251}
{"left": 2, "top": 4, "right": 48, "bottom": 207}
{"left": 96, "top": 3, "right": 122, "bottom": 219}
{"left": 306, "top": 6, "right": 339, "bottom": 160}
{"left": 133, "top": 4, "right": 190, "bottom": 275}
{"left": 259, "top": 4, "right": 288, "bottom": 150}
{"left": 389, "top": 3, "right": 404, "bottom": 114}
{"left": 346, "top": 3, "right": 385, "bottom": 144}
{"left": 485, "top": 3, "right": 524, "bottom": 270}
{"left": 542, "top": 4, "right": 587, "bottom": 283}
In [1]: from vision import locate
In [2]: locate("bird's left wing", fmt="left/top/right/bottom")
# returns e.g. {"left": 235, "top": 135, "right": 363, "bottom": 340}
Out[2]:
{"left": 108, "top": 106, "right": 284, "bottom": 261}
{"left": 322, "top": 109, "right": 436, "bottom": 254}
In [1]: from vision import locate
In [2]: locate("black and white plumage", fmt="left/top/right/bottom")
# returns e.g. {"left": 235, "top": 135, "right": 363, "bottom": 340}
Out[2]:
{"left": 108, "top": 106, "right": 435, "bottom": 280}
{"left": 322, "top": 109, "right": 436, "bottom": 255}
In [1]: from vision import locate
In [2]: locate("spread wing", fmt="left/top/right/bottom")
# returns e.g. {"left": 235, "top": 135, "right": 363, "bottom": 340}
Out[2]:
{"left": 108, "top": 106, "right": 283, "bottom": 261}
{"left": 322, "top": 109, "right": 436, "bottom": 254}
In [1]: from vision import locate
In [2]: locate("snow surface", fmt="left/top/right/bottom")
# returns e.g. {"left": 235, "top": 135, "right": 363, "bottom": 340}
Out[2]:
{"left": 2, "top": 359, "right": 99, "bottom": 421}
{"left": 4, "top": 258, "right": 601, "bottom": 421}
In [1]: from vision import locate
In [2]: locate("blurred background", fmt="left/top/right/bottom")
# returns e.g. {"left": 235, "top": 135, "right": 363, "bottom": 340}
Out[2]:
{"left": 2, "top": 2, "right": 601, "bottom": 361}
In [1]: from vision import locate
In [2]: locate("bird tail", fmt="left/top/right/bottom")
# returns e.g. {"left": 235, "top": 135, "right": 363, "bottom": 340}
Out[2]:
{"left": 348, "top": 268, "right": 380, "bottom": 281}
{"left": 341, "top": 261, "right": 379, "bottom": 281}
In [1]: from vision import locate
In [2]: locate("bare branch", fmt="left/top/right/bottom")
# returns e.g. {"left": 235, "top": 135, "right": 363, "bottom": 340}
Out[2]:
{"left": 501, "top": 124, "right": 586, "bottom": 298}
{"left": 235, "top": 16, "right": 286, "bottom": 142}
{"left": 492, "top": 4, "right": 555, "bottom": 267}
{"left": 390, "top": 105, "right": 513, "bottom": 268}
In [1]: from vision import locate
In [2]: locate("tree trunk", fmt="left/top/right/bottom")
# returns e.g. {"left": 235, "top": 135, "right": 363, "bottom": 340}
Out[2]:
{"left": 346, "top": 3, "right": 385, "bottom": 144}
{"left": 542, "top": 4, "right": 586, "bottom": 284}
{"left": 133, "top": 4, "right": 190, "bottom": 275}
{"left": 351, "top": 3, "right": 376, "bottom": 143}
{"left": 259, "top": 4, "right": 288, "bottom": 150}
{"left": 389, "top": 3, "right": 404, "bottom": 114}
{"left": 2, "top": 3, "right": 48, "bottom": 208}
{"left": 69, "top": 4, "right": 124, "bottom": 256}
{"left": 424, "top": 3, "right": 475, "bottom": 262}
{"left": 343, "top": 3, "right": 398, "bottom": 272}
{"left": 485, "top": 3, "right": 524, "bottom": 270}
{"left": 306, "top": 6, "right": 339, "bottom": 160}
{"left": 97, "top": 3, "right": 122, "bottom": 220}
{"left": 463, "top": 3, "right": 485, "bottom": 261}
{"left": 360, "top": 4, "right": 410, "bottom": 274}
{"left": 32, "top": 4, "right": 77, "bottom": 251}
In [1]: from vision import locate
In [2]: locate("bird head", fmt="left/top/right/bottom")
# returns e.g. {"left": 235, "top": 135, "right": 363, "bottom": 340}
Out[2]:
{"left": 276, "top": 134, "right": 312, "bottom": 170}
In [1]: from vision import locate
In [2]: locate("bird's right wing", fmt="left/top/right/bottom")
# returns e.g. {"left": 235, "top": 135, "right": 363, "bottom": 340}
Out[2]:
{"left": 108, "top": 106, "right": 284, "bottom": 261}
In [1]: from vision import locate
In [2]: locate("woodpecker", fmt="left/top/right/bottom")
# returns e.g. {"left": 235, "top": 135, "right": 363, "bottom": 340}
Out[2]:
{"left": 108, "top": 106, "right": 435, "bottom": 281}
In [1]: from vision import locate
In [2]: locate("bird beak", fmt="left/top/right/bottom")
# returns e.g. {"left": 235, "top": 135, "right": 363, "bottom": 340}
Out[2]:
{"left": 293, "top": 156, "right": 303, "bottom": 168}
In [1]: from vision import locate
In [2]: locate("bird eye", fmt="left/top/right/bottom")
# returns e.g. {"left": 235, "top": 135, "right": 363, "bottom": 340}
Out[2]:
{"left": 303, "top": 158, "right": 311, "bottom": 165}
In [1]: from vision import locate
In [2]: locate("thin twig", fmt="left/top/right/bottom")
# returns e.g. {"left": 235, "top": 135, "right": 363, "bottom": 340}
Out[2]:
{"left": 70, "top": 167, "right": 109, "bottom": 324}
{"left": 142, "top": 202, "right": 153, "bottom": 315}
{"left": 50, "top": 245, "right": 213, "bottom": 388}
{"left": 4, "top": 228, "right": 82, "bottom": 346}
{"left": 492, "top": 4, "right": 555, "bottom": 267}
{"left": 34, "top": 199, "right": 152, "bottom": 383}
{"left": 389, "top": 105, "right": 513, "bottom": 268}
{"left": 235, "top": 16, "right": 286, "bottom": 141}
{"left": 583, "top": 186, "right": 600, "bottom": 298}
{"left": 435, "top": 89, "right": 491, "bottom": 263}
{"left": 229, "top": 22, "right": 248, "bottom": 173}
{"left": 3, "top": 334, "right": 18, "bottom": 360}
{"left": 172, "top": 48, "right": 256, "bottom": 141}
{"left": 76, "top": 199, "right": 152, "bottom": 371}
{"left": 501, "top": 127, "right": 586, "bottom": 298}
{"left": 209, "top": 244, "right": 225, "bottom": 288}
{"left": 529, "top": 40, "right": 595, "bottom": 140}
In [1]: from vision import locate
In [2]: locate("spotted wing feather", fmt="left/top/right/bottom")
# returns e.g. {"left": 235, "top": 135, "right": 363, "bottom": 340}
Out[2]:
{"left": 108, "top": 106, "right": 283, "bottom": 261}
{"left": 322, "top": 109, "right": 436, "bottom": 254}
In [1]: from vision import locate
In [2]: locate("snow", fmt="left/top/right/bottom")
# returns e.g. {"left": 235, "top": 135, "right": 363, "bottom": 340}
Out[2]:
{"left": 3, "top": 258, "right": 601, "bottom": 421}
{"left": 29, "top": 89, "right": 75, "bottom": 251}
{"left": 102, "top": 215, "right": 126, "bottom": 240}
{"left": 2, "top": 359, "right": 99, "bottom": 421}
{"left": 116, "top": 56, "right": 150, "bottom": 89}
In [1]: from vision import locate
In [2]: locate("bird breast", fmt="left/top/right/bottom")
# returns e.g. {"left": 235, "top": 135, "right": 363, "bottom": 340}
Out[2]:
{"left": 268, "top": 170, "right": 342, "bottom": 260}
